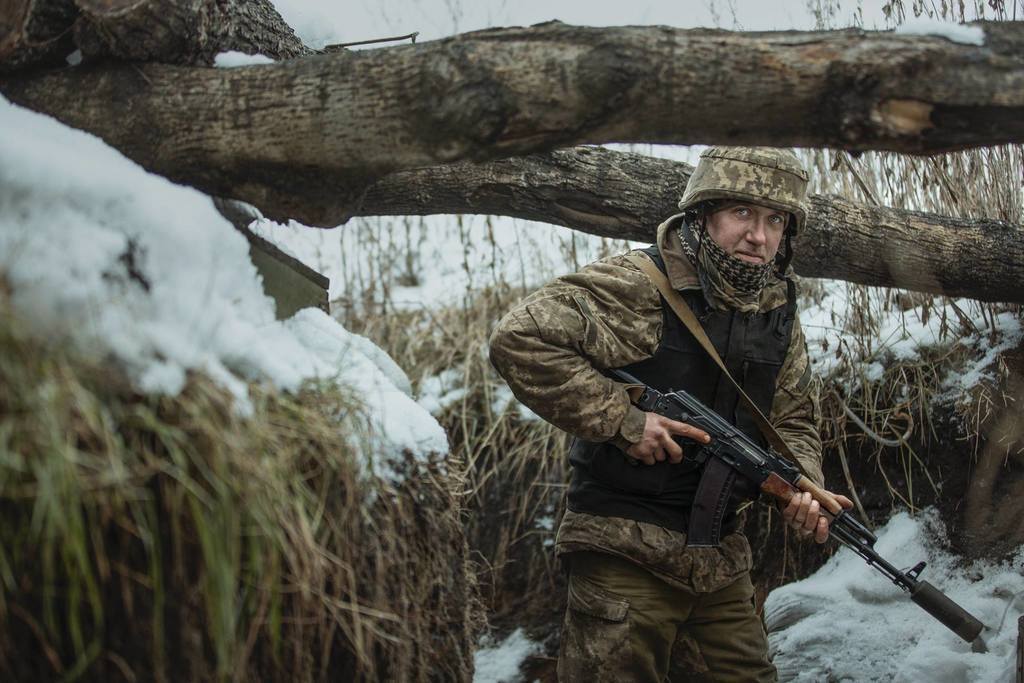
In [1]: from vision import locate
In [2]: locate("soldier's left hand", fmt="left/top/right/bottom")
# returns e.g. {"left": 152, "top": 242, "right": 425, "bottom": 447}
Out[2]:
{"left": 781, "top": 491, "right": 854, "bottom": 544}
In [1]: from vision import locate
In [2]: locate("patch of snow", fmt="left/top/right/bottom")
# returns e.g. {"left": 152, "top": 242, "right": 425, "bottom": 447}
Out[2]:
{"left": 271, "top": 0, "right": 351, "bottom": 50}
{"left": 895, "top": 18, "right": 985, "bottom": 45}
{"left": 0, "top": 97, "right": 445, "bottom": 481}
{"left": 418, "top": 368, "right": 467, "bottom": 415}
{"left": 213, "top": 51, "right": 275, "bottom": 67}
{"left": 800, "top": 281, "right": 1022, "bottom": 398}
{"left": 284, "top": 310, "right": 447, "bottom": 478}
{"left": 250, "top": 217, "right": 312, "bottom": 265}
{"left": 490, "top": 383, "right": 542, "bottom": 422}
{"left": 767, "top": 510, "right": 1023, "bottom": 682}
{"left": 474, "top": 628, "right": 542, "bottom": 683}
{"left": 941, "top": 312, "right": 1023, "bottom": 397}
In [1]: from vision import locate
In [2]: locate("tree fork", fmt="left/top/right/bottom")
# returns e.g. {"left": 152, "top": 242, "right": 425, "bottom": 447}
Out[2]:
{"left": 1, "top": 0, "right": 309, "bottom": 70}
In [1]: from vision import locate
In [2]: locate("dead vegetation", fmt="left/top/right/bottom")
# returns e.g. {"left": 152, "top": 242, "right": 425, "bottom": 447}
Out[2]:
{"left": 0, "top": 294, "right": 482, "bottom": 682}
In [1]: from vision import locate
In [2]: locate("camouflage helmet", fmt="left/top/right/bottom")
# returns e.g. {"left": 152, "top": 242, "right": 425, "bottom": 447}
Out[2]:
{"left": 678, "top": 147, "right": 809, "bottom": 233}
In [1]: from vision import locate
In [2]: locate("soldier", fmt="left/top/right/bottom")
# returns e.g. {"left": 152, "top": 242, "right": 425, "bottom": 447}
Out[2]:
{"left": 489, "top": 147, "right": 853, "bottom": 682}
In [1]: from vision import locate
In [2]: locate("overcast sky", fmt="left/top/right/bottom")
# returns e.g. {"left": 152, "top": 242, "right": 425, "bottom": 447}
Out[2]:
{"left": 275, "top": 0, "right": 904, "bottom": 50}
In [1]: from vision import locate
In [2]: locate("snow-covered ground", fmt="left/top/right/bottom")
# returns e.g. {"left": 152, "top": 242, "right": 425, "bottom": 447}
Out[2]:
{"left": 473, "top": 628, "right": 544, "bottom": 683}
{"left": 468, "top": 512, "right": 1024, "bottom": 683}
{"left": 767, "top": 511, "right": 1023, "bottom": 682}
{"left": 0, "top": 98, "right": 447, "bottom": 481}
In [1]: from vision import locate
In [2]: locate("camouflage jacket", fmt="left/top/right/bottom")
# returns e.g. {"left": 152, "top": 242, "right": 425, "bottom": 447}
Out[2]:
{"left": 489, "top": 213, "right": 824, "bottom": 594}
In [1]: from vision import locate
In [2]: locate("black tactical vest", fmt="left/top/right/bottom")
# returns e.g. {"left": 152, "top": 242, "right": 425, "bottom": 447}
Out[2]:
{"left": 567, "top": 246, "right": 796, "bottom": 534}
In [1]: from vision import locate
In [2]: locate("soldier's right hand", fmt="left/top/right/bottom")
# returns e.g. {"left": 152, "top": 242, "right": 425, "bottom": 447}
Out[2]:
{"left": 626, "top": 412, "right": 711, "bottom": 466}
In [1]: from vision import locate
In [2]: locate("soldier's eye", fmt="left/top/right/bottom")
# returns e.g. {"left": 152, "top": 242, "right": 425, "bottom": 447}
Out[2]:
{"left": 734, "top": 207, "right": 751, "bottom": 217}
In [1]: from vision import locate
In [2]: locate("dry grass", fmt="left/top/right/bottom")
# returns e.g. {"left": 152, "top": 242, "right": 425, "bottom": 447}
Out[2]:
{"left": 339, "top": 283, "right": 572, "bottom": 629}
{"left": 0, "top": 295, "right": 482, "bottom": 682}
{"left": 800, "top": 139, "right": 1022, "bottom": 517}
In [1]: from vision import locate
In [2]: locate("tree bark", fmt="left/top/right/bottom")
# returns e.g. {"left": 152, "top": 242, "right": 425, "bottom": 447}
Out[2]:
{"left": 0, "top": 0, "right": 78, "bottom": 72}
{"left": 354, "top": 147, "right": 1024, "bottom": 304}
{"left": 3, "top": 21, "right": 1024, "bottom": 225}
{"left": 1, "top": 0, "right": 309, "bottom": 70}
{"left": 71, "top": 0, "right": 310, "bottom": 65}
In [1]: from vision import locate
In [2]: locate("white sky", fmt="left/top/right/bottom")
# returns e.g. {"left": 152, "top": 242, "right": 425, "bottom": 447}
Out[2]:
{"left": 274, "top": 0, "right": 901, "bottom": 50}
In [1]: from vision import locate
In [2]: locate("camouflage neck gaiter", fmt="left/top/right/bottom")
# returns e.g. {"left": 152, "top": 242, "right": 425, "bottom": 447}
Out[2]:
{"left": 679, "top": 219, "right": 774, "bottom": 309}
{"left": 678, "top": 219, "right": 774, "bottom": 297}
{"left": 700, "top": 229, "right": 775, "bottom": 295}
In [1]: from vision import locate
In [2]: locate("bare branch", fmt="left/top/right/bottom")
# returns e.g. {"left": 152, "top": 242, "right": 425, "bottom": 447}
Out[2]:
{"left": 355, "top": 147, "right": 1024, "bottom": 304}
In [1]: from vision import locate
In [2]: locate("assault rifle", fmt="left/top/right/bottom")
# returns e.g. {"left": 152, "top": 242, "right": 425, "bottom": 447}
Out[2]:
{"left": 611, "top": 369, "right": 988, "bottom": 651}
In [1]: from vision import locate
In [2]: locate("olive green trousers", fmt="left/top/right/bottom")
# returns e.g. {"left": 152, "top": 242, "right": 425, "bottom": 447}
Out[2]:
{"left": 557, "top": 551, "right": 776, "bottom": 682}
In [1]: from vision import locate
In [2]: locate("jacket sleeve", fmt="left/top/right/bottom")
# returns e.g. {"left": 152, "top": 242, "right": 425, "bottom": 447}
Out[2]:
{"left": 488, "top": 254, "right": 663, "bottom": 448}
{"left": 770, "top": 316, "right": 825, "bottom": 488}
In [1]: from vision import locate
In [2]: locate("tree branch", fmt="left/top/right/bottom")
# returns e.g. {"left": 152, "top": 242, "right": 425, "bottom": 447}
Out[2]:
{"left": 355, "top": 147, "right": 1024, "bottom": 304}
{"left": 2, "top": 21, "right": 1023, "bottom": 226}
{"left": 72, "top": 0, "right": 311, "bottom": 65}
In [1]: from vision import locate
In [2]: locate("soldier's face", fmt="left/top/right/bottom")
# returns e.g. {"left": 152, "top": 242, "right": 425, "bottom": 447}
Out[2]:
{"left": 705, "top": 203, "right": 788, "bottom": 264}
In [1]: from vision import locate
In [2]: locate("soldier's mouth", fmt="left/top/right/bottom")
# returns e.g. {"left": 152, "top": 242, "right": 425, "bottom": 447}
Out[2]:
{"left": 735, "top": 252, "right": 764, "bottom": 264}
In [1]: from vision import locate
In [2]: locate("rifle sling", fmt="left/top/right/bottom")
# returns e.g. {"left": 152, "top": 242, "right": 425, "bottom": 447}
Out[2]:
{"left": 625, "top": 251, "right": 813, "bottom": 546}
{"left": 624, "top": 251, "right": 806, "bottom": 474}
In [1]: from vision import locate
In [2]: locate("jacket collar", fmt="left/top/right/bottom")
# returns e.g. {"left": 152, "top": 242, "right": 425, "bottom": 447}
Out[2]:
{"left": 655, "top": 212, "right": 701, "bottom": 291}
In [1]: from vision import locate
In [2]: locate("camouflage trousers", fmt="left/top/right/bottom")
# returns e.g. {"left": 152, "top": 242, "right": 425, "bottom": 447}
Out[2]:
{"left": 557, "top": 551, "right": 776, "bottom": 683}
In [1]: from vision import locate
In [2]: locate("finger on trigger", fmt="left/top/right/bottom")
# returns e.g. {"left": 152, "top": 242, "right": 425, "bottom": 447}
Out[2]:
{"left": 668, "top": 420, "right": 710, "bottom": 444}
{"left": 689, "top": 425, "right": 711, "bottom": 443}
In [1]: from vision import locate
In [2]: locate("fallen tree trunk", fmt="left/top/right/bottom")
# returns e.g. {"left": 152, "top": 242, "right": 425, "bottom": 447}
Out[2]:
{"left": 356, "top": 147, "right": 1024, "bottom": 304}
{"left": 2, "top": 9, "right": 1022, "bottom": 301}
{"left": 3, "top": 21, "right": 1024, "bottom": 226}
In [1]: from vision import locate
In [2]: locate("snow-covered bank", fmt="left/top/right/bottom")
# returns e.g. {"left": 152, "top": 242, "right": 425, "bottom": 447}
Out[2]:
{"left": 767, "top": 510, "right": 1023, "bottom": 682}
{"left": 0, "top": 98, "right": 447, "bottom": 479}
{"left": 800, "top": 280, "right": 1023, "bottom": 396}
